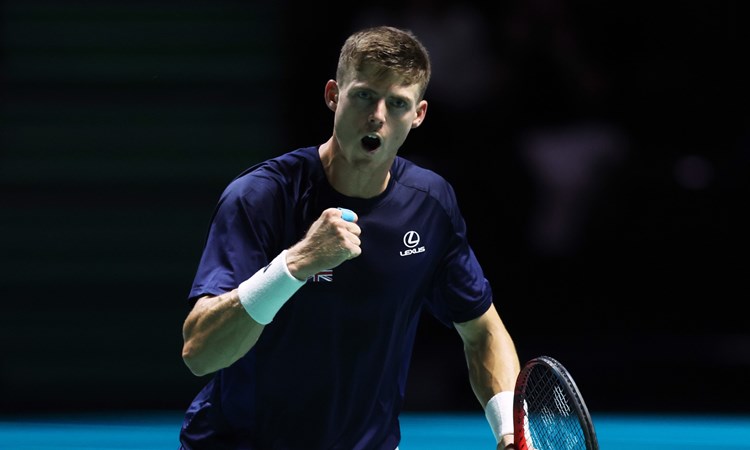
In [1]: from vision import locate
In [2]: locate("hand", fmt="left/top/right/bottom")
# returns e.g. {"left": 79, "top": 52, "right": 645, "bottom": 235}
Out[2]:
{"left": 498, "top": 434, "right": 515, "bottom": 450}
{"left": 286, "top": 207, "right": 362, "bottom": 279}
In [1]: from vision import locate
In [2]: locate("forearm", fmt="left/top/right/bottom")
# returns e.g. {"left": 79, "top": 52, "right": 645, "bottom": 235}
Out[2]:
{"left": 466, "top": 341, "right": 517, "bottom": 405}
{"left": 466, "top": 333, "right": 519, "bottom": 450}
{"left": 456, "top": 305, "right": 520, "bottom": 448}
{"left": 465, "top": 329, "right": 519, "bottom": 449}
{"left": 182, "top": 249, "right": 308, "bottom": 375}
{"left": 182, "top": 291, "right": 264, "bottom": 376}
{"left": 462, "top": 317, "right": 519, "bottom": 406}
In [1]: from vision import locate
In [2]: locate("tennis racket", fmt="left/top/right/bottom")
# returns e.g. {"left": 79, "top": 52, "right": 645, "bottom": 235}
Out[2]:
{"left": 513, "top": 355, "right": 599, "bottom": 450}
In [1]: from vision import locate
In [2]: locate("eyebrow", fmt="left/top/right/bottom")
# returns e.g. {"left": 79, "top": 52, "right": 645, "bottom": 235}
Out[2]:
{"left": 356, "top": 85, "right": 414, "bottom": 105}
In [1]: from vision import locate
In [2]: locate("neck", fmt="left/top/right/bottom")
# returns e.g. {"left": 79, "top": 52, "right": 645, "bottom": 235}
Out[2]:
{"left": 319, "top": 139, "right": 391, "bottom": 199}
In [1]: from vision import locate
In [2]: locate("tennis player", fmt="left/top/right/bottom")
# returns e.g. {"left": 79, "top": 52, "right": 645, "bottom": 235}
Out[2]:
{"left": 179, "top": 25, "right": 521, "bottom": 450}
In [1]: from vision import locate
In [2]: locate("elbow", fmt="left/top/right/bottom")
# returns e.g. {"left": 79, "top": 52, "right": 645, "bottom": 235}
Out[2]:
{"left": 182, "top": 341, "right": 214, "bottom": 377}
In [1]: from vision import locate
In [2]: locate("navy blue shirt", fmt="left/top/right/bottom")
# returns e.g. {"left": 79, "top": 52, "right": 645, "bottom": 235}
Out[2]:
{"left": 180, "top": 146, "right": 493, "bottom": 450}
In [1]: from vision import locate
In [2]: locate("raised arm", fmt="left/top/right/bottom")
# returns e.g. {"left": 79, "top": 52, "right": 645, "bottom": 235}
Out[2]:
{"left": 181, "top": 207, "right": 361, "bottom": 376}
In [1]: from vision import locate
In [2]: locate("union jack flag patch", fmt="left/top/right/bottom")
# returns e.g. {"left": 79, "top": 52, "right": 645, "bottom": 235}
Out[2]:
{"left": 308, "top": 269, "right": 333, "bottom": 282}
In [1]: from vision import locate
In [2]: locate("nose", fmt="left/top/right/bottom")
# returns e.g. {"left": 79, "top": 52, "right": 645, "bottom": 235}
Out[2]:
{"left": 368, "top": 99, "right": 387, "bottom": 127}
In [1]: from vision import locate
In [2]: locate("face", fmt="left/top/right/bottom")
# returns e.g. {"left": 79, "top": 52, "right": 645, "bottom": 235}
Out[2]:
{"left": 326, "top": 64, "right": 427, "bottom": 171}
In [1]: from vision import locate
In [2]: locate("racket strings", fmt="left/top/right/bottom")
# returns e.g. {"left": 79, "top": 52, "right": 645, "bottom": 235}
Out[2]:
{"left": 524, "top": 366, "right": 587, "bottom": 450}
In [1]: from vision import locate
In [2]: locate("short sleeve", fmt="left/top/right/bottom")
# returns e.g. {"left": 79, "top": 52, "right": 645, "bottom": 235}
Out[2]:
{"left": 187, "top": 173, "right": 282, "bottom": 303}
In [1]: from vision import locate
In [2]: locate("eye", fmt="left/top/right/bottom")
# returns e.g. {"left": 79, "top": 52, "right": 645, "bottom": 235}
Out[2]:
{"left": 389, "top": 98, "right": 409, "bottom": 109}
{"left": 356, "top": 90, "right": 372, "bottom": 100}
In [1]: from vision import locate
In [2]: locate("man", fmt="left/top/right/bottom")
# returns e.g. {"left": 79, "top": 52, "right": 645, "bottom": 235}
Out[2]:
{"left": 180, "top": 25, "right": 520, "bottom": 450}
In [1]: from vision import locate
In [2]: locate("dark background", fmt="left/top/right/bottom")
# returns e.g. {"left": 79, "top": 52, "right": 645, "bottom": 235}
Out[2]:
{"left": 2, "top": 0, "right": 748, "bottom": 416}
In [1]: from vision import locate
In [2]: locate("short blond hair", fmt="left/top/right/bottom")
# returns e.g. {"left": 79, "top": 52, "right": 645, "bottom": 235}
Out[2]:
{"left": 336, "top": 26, "right": 432, "bottom": 100}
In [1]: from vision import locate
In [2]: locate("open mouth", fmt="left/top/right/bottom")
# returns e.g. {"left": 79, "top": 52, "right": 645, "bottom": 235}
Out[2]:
{"left": 361, "top": 135, "right": 381, "bottom": 151}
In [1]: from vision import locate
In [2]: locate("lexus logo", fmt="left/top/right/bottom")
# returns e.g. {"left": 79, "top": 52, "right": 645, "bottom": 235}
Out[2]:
{"left": 403, "top": 231, "right": 420, "bottom": 248}
{"left": 400, "top": 230, "right": 426, "bottom": 257}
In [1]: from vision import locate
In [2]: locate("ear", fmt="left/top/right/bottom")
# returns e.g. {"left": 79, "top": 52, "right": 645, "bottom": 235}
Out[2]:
{"left": 411, "top": 100, "right": 428, "bottom": 129}
{"left": 324, "top": 80, "right": 339, "bottom": 111}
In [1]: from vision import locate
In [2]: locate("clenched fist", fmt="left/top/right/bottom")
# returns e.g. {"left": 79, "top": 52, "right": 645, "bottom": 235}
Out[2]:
{"left": 285, "top": 207, "right": 362, "bottom": 280}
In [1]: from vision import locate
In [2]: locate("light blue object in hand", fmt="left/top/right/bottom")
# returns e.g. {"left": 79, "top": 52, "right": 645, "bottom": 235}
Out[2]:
{"left": 337, "top": 207, "right": 356, "bottom": 222}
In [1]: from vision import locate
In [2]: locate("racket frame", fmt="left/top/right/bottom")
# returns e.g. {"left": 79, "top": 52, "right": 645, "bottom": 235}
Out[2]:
{"left": 513, "top": 355, "right": 599, "bottom": 450}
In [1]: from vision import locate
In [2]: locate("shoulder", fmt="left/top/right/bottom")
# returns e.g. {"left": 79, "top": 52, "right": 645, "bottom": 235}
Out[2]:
{"left": 392, "top": 156, "right": 460, "bottom": 208}
{"left": 222, "top": 146, "right": 322, "bottom": 201}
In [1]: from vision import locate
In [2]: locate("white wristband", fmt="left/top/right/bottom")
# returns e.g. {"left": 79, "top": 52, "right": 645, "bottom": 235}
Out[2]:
{"left": 485, "top": 391, "right": 514, "bottom": 443}
{"left": 237, "top": 250, "right": 306, "bottom": 324}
